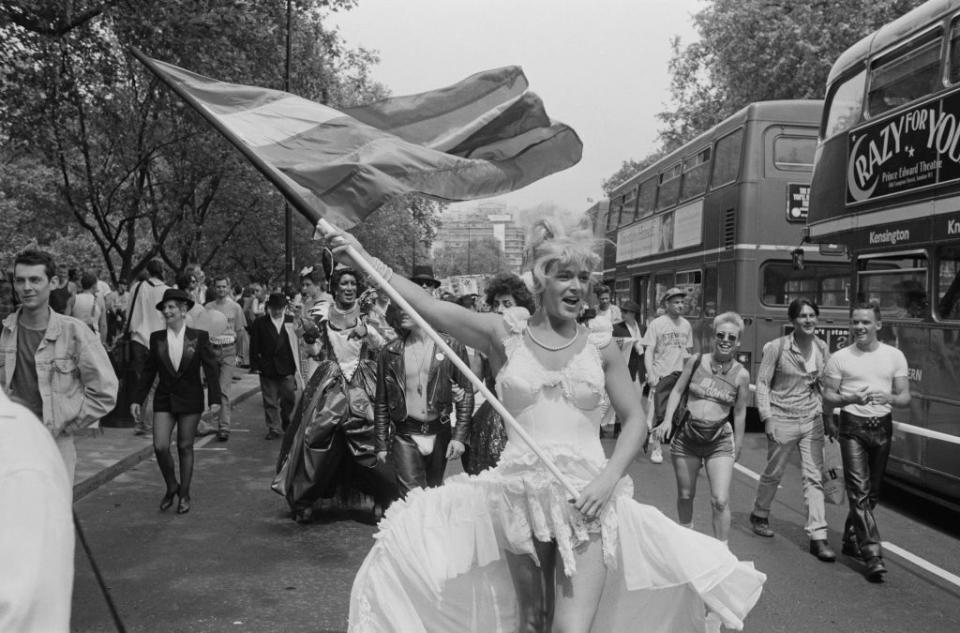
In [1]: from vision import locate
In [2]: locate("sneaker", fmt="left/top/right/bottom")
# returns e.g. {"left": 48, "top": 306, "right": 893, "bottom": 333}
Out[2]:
{"left": 650, "top": 447, "right": 664, "bottom": 464}
{"left": 749, "top": 513, "right": 775, "bottom": 537}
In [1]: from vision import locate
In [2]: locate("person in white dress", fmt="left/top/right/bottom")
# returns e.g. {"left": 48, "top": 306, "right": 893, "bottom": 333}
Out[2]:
{"left": 329, "top": 220, "right": 766, "bottom": 633}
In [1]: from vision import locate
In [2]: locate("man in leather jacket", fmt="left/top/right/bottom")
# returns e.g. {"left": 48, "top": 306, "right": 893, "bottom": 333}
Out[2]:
{"left": 374, "top": 309, "right": 474, "bottom": 497}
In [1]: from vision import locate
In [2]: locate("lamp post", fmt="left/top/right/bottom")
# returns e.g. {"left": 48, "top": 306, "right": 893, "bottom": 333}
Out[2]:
{"left": 283, "top": 0, "right": 294, "bottom": 293}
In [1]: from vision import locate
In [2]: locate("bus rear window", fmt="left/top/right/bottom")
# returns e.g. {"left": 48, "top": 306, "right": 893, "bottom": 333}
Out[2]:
{"left": 867, "top": 37, "right": 942, "bottom": 118}
{"left": 858, "top": 253, "right": 928, "bottom": 319}
{"left": 711, "top": 129, "right": 742, "bottom": 187}
{"left": 761, "top": 262, "right": 850, "bottom": 308}
{"left": 824, "top": 70, "right": 865, "bottom": 138}
{"left": 774, "top": 136, "right": 816, "bottom": 170}
{"left": 936, "top": 246, "right": 960, "bottom": 319}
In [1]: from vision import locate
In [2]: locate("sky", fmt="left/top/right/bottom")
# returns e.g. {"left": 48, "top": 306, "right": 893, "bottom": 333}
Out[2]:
{"left": 328, "top": 0, "right": 703, "bottom": 218}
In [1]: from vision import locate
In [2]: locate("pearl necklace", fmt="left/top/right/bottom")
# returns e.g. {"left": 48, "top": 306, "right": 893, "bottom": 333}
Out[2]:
{"left": 526, "top": 325, "right": 580, "bottom": 352}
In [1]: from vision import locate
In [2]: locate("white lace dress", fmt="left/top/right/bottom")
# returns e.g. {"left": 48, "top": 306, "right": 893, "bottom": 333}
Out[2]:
{"left": 348, "top": 310, "right": 765, "bottom": 632}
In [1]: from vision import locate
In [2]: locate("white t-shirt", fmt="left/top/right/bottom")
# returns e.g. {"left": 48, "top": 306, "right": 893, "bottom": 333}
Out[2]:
{"left": 642, "top": 314, "right": 693, "bottom": 379}
{"left": 0, "top": 389, "right": 74, "bottom": 633}
{"left": 824, "top": 342, "right": 908, "bottom": 417}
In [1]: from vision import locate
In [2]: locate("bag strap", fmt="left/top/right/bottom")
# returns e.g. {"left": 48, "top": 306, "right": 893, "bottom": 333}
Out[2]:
{"left": 120, "top": 280, "right": 146, "bottom": 336}
{"left": 680, "top": 353, "right": 703, "bottom": 400}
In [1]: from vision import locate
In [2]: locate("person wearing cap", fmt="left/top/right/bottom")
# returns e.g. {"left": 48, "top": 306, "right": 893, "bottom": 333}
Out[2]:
{"left": 250, "top": 292, "right": 305, "bottom": 439}
{"left": 642, "top": 287, "right": 693, "bottom": 464}
{"left": 130, "top": 287, "right": 222, "bottom": 515}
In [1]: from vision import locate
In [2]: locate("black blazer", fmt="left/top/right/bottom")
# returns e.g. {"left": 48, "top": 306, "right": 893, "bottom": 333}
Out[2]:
{"left": 612, "top": 321, "right": 646, "bottom": 382}
{"left": 249, "top": 314, "right": 296, "bottom": 377}
{"left": 133, "top": 327, "right": 221, "bottom": 414}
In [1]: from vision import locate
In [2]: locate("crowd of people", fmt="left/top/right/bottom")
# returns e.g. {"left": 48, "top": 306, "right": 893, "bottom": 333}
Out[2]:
{"left": 0, "top": 219, "right": 911, "bottom": 631}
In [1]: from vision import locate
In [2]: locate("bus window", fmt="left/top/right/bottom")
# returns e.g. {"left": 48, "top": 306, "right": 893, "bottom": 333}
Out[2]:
{"left": 936, "top": 246, "right": 960, "bottom": 319}
{"left": 676, "top": 269, "right": 702, "bottom": 317}
{"left": 823, "top": 70, "right": 866, "bottom": 138}
{"left": 773, "top": 136, "right": 816, "bottom": 171}
{"left": 761, "top": 261, "right": 850, "bottom": 308}
{"left": 858, "top": 253, "right": 928, "bottom": 319}
{"left": 637, "top": 177, "right": 657, "bottom": 219}
{"left": 657, "top": 164, "right": 681, "bottom": 210}
{"left": 620, "top": 187, "right": 638, "bottom": 225}
{"left": 680, "top": 148, "right": 711, "bottom": 200}
{"left": 867, "top": 36, "right": 942, "bottom": 118}
{"left": 949, "top": 19, "right": 960, "bottom": 83}
{"left": 608, "top": 197, "right": 622, "bottom": 231}
{"left": 710, "top": 129, "right": 743, "bottom": 187}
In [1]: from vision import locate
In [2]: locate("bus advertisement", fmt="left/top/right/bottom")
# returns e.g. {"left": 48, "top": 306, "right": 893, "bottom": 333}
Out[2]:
{"left": 808, "top": 0, "right": 960, "bottom": 507}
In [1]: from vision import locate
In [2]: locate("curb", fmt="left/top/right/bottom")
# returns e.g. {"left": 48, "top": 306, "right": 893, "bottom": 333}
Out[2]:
{"left": 73, "top": 385, "right": 261, "bottom": 502}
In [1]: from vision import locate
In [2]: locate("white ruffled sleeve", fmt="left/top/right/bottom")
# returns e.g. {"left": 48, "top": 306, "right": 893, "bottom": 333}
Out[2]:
{"left": 500, "top": 306, "right": 531, "bottom": 334}
{"left": 587, "top": 314, "right": 613, "bottom": 349}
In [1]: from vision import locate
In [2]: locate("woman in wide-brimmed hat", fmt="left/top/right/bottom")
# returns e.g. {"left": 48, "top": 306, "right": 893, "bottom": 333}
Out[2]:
{"left": 130, "top": 288, "right": 221, "bottom": 514}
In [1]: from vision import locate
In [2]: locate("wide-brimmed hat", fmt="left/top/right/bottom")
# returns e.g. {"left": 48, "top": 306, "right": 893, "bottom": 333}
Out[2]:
{"left": 265, "top": 292, "right": 288, "bottom": 309}
{"left": 410, "top": 264, "right": 441, "bottom": 289}
{"left": 661, "top": 287, "right": 686, "bottom": 303}
{"left": 620, "top": 300, "right": 642, "bottom": 314}
{"left": 155, "top": 288, "right": 195, "bottom": 311}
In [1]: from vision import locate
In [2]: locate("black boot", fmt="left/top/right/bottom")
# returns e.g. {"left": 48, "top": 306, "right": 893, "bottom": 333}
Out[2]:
{"left": 809, "top": 539, "right": 837, "bottom": 562}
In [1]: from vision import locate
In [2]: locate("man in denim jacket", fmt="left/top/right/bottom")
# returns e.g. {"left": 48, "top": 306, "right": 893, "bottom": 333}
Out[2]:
{"left": 0, "top": 250, "right": 118, "bottom": 482}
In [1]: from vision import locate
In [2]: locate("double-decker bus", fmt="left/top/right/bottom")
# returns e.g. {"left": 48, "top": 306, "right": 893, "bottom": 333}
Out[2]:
{"left": 602, "top": 101, "right": 850, "bottom": 411}
{"left": 808, "top": 0, "right": 960, "bottom": 507}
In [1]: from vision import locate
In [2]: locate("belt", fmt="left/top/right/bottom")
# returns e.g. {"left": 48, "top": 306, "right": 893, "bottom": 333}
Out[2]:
{"left": 396, "top": 416, "right": 447, "bottom": 436}
{"left": 840, "top": 411, "right": 891, "bottom": 429}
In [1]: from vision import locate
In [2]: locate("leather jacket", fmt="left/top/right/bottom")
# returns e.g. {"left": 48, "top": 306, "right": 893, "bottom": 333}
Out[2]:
{"left": 374, "top": 332, "right": 474, "bottom": 452}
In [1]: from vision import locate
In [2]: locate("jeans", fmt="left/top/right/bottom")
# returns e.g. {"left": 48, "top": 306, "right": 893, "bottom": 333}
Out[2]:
{"left": 210, "top": 343, "right": 236, "bottom": 432}
{"left": 839, "top": 412, "right": 892, "bottom": 560}
{"left": 752, "top": 416, "right": 827, "bottom": 540}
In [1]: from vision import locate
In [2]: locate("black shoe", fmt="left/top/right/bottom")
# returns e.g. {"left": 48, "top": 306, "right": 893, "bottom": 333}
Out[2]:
{"left": 749, "top": 513, "right": 775, "bottom": 537}
{"left": 842, "top": 540, "right": 863, "bottom": 560}
{"left": 159, "top": 485, "right": 180, "bottom": 512}
{"left": 265, "top": 429, "right": 281, "bottom": 440}
{"left": 809, "top": 539, "right": 837, "bottom": 562}
{"left": 865, "top": 556, "right": 887, "bottom": 582}
{"left": 177, "top": 497, "right": 191, "bottom": 514}
{"left": 216, "top": 431, "right": 229, "bottom": 442}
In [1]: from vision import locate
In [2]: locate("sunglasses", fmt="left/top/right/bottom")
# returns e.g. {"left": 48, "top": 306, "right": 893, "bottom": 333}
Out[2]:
{"left": 715, "top": 332, "right": 738, "bottom": 342}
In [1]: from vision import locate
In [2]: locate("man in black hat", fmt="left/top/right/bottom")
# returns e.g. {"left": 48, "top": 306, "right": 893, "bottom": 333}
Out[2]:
{"left": 249, "top": 293, "right": 305, "bottom": 440}
{"left": 410, "top": 264, "right": 441, "bottom": 295}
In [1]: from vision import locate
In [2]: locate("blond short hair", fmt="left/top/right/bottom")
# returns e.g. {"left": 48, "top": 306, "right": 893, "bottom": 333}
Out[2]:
{"left": 524, "top": 219, "right": 600, "bottom": 300}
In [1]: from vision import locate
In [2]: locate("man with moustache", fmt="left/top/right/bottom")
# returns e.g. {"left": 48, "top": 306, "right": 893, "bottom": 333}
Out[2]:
{"left": 823, "top": 302, "right": 910, "bottom": 583}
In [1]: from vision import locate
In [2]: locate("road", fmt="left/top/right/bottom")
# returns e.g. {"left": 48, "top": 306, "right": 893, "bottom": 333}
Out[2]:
{"left": 72, "top": 394, "right": 960, "bottom": 632}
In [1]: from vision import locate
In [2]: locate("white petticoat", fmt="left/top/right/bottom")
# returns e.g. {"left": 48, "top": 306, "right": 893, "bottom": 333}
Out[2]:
{"left": 348, "top": 445, "right": 765, "bottom": 633}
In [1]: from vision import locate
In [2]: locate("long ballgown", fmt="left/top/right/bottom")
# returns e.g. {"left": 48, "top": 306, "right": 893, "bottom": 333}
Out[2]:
{"left": 348, "top": 309, "right": 765, "bottom": 632}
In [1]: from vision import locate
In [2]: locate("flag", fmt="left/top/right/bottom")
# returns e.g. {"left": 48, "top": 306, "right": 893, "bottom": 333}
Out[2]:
{"left": 132, "top": 50, "right": 582, "bottom": 229}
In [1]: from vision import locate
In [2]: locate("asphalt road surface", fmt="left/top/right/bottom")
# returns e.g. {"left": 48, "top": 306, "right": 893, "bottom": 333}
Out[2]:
{"left": 73, "top": 395, "right": 960, "bottom": 632}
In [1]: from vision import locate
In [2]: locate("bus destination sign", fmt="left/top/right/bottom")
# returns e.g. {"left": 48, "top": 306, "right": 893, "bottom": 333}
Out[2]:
{"left": 847, "top": 90, "right": 960, "bottom": 204}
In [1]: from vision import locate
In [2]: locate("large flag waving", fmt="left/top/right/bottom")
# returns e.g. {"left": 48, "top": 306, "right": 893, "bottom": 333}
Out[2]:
{"left": 132, "top": 49, "right": 582, "bottom": 229}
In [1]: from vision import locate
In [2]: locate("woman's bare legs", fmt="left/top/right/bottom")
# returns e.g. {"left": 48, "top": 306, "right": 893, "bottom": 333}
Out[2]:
{"left": 505, "top": 540, "right": 556, "bottom": 633}
{"left": 176, "top": 413, "right": 201, "bottom": 504}
{"left": 704, "top": 454, "right": 735, "bottom": 541}
{"left": 672, "top": 454, "right": 703, "bottom": 527}
{"left": 153, "top": 412, "right": 179, "bottom": 494}
{"left": 552, "top": 534, "right": 606, "bottom": 633}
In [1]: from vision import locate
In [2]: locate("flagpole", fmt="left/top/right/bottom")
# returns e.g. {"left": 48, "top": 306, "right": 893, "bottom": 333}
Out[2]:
{"left": 314, "top": 218, "right": 580, "bottom": 500}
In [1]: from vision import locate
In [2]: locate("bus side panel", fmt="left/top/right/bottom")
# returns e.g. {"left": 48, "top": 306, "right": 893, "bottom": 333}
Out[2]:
{"left": 917, "top": 326, "right": 960, "bottom": 499}
{"left": 884, "top": 323, "right": 927, "bottom": 488}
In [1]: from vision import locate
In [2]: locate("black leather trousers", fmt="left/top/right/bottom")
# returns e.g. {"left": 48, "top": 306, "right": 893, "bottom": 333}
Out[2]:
{"left": 839, "top": 412, "right": 892, "bottom": 559}
{"left": 392, "top": 419, "right": 453, "bottom": 497}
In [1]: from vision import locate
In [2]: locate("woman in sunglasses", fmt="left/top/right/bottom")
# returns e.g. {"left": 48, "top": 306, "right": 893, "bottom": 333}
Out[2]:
{"left": 653, "top": 311, "right": 750, "bottom": 542}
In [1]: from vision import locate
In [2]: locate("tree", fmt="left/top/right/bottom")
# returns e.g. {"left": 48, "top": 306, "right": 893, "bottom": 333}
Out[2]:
{"left": 434, "top": 236, "right": 504, "bottom": 278}
{"left": 601, "top": 151, "right": 666, "bottom": 195}
{"left": 0, "top": 0, "right": 380, "bottom": 286}
{"left": 659, "top": 0, "right": 926, "bottom": 149}
{"left": 350, "top": 194, "right": 444, "bottom": 277}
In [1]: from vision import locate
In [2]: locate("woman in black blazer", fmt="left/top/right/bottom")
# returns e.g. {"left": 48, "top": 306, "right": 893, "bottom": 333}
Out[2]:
{"left": 130, "top": 288, "right": 221, "bottom": 514}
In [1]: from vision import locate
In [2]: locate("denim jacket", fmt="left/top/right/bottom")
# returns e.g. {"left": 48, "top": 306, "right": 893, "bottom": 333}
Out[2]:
{"left": 0, "top": 308, "right": 118, "bottom": 437}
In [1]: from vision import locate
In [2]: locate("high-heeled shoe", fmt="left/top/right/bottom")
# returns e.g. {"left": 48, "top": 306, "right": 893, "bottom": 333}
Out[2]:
{"left": 159, "top": 485, "right": 180, "bottom": 512}
{"left": 177, "top": 496, "right": 191, "bottom": 514}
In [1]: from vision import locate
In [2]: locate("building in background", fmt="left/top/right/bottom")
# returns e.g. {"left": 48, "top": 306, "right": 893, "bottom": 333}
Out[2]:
{"left": 434, "top": 202, "right": 525, "bottom": 274}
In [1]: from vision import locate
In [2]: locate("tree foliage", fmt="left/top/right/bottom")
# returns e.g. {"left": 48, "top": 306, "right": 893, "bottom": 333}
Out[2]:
{"left": 0, "top": 0, "right": 434, "bottom": 289}
{"left": 434, "top": 236, "right": 505, "bottom": 278}
{"left": 658, "top": 0, "right": 927, "bottom": 149}
{"left": 601, "top": 152, "right": 665, "bottom": 195}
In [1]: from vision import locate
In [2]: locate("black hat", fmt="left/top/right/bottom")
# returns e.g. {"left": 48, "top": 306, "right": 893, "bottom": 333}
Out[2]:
{"left": 155, "top": 288, "right": 195, "bottom": 311}
{"left": 410, "top": 264, "right": 441, "bottom": 289}
{"left": 620, "top": 300, "right": 642, "bottom": 314}
{"left": 265, "top": 292, "right": 287, "bottom": 309}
